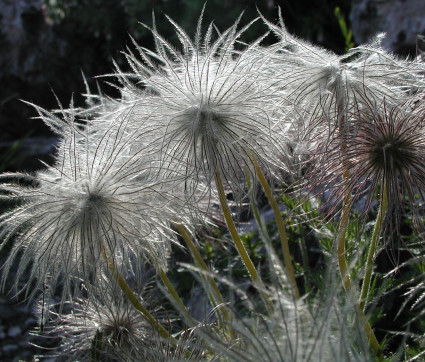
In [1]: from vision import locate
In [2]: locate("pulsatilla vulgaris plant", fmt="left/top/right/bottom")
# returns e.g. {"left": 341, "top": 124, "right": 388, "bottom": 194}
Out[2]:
{"left": 34, "top": 281, "right": 204, "bottom": 361}
{"left": 308, "top": 97, "right": 425, "bottom": 236}
{"left": 119, "top": 13, "right": 289, "bottom": 197}
{"left": 112, "top": 10, "right": 300, "bottom": 301}
{"left": 0, "top": 105, "right": 191, "bottom": 303}
{"left": 258, "top": 10, "right": 425, "bottom": 153}
{"left": 1, "top": 7, "right": 425, "bottom": 361}
{"left": 304, "top": 97, "right": 425, "bottom": 356}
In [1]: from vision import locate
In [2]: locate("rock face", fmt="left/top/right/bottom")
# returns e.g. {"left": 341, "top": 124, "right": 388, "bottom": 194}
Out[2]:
{"left": 350, "top": 0, "right": 425, "bottom": 55}
{"left": 0, "top": 0, "right": 63, "bottom": 145}
{"left": 0, "top": 0, "right": 59, "bottom": 82}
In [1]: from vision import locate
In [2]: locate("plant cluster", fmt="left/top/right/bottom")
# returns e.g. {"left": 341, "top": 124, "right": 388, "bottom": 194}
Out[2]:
{"left": 1, "top": 7, "right": 425, "bottom": 361}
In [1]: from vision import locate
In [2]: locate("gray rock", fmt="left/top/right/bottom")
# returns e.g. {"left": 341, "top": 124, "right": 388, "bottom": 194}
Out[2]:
{"left": 0, "top": 0, "right": 61, "bottom": 82}
{"left": 238, "top": 204, "right": 287, "bottom": 234}
{"left": 350, "top": 0, "right": 425, "bottom": 53}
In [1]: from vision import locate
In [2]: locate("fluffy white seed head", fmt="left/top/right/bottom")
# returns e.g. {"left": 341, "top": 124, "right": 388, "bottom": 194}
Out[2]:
{"left": 114, "top": 13, "right": 291, "bottom": 203}
{"left": 33, "top": 290, "right": 159, "bottom": 361}
{"left": 259, "top": 10, "right": 425, "bottom": 146}
{"left": 0, "top": 107, "right": 187, "bottom": 302}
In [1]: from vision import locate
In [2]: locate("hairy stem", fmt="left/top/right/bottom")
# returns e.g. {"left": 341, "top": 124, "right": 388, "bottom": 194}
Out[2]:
{"left": 245, "top": 169, "right": 276, "bottom": 315}
{"left": 355, "top": 304, "right": 383, "bottom": 360}
{"left": 99, "top": 242, "right": 176, "bottom": 344}
{"left": 157, "top": 264, "right": 197, "bottom": 327}
{"left": 336, "top": 193, "right": 352, "bottom": 292}
{"left": 336, "top": 195, "right": 383, "bottom": 360}
{"left": 359, "top": 182, "right": 388, "bottom": 311}
{"left": 335, "top": 97, "right": 383, "bottom": 360}
{"left": 175, "top": 223, "right": 232, "bottom": 325}
{"left": 250, "top": 156, "right": 300, "bottom": 299}
{"left": 214, "top": 169, "right": 273, "bottom": 311}
{"left": 214, "top": 169, "right": 261, "bottom": 283}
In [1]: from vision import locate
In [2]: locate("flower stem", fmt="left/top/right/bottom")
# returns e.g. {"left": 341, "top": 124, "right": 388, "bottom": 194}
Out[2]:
{"left": 359, "top": 182, "right": 388, "bottom": 311}
{"left": 336, "top": 193, "right": 352, "bottom": 292}
{"left": 355, "top": 303, "right": 383, "bottom": 361}
{"left": 156, "top": 264, "right": 197, "bottom": 327}
{"left": 214, "top": 169, "right": 261, "bottom": 284}
{"left": 245, "top": 169, "right": 283, "bottom": 315}
{"left": 250, "top": 156, "right": 300, "bottom": 299}
{"left": 99, "top": 242, "right": 176, "bottom": 344}
{"left": 336, "top": 105, "right": 383, "bottom": 359}
{"left": 336, "top": 194, "right": 383, "bottom": 360}
{"left": 214, "top": 169, "right": 273, "bottom": 311}
{"left": 175, "top": 223, "right": 232, "bottom": 325}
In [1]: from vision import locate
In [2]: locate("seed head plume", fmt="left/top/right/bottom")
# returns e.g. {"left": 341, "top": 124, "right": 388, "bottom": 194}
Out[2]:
{"left": 305, "top": 96, "right": 425, "bottom": 250}
{"left": 259, "top": 9, "right": 425, "bottom": 147}
{"left": 33, "top": 283, "right": 162, "bottom": 361}
{"left": 114, "top": 9, "right": 290, "bottom": 203}
{"left": 0, "top": 103, "right": 187, "bottom": 302}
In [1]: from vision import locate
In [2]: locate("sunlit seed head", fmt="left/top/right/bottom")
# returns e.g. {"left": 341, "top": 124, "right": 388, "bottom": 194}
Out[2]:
{"left": 260, "top": 10, "right": 425, "bottom": 149}
{"left": 33, "top": 289, "right": 157, "bottom": 361}
{"left": 348, "top": 101, "right": 425, "bottom": 184}
{"left": 190, "top": 108, "right": 224, "bottom": 136}
{"left": 102, "top": 314, "right": 133, "bottom": 347}
{"left": 84, "top": 191, "right": 103, "bottom": 209}
{"left": 304, "top": 97, "right": 425, "bottom": 243}
{"left": 115, "top": 12, "right": 289, "bottom": 205}
{"left": 0, "top": 112, "right": 186, "bottom": 302}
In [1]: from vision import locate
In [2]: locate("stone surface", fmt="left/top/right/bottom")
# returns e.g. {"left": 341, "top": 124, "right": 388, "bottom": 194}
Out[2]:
{"left": 350, "top": 0, "right": 425, "bottom": 54}
{"left": 0, "top": 0, "right": 56, "bottom": 81}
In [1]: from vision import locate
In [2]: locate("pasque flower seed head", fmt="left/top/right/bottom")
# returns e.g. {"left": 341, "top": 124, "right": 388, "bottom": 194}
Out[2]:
{"left": 260, "top": 10, "right": 425, "bottom": 147}
{"left": 33, "top": 287, "right": 159, "bottom": 361}
{"left": 117, "top": 12, "right": 290, "bottom": 203}
{"left": 306, "top": 96, "right": 425, "bottom": 242}
{"left": 0, "top": 107, "right": 185, "bottom": 302}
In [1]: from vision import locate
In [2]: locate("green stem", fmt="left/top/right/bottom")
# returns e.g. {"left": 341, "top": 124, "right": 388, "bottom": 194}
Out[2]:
{"left": 336, "top": 193, "right": 352, "bottom": 292}
{"left": 250, "top": 156, "right": 300, "bottom": 299}
{"left": 336, "top": 195, "right": 383, "bottom": 360}
{"left": 355, "top": 304, "right": 383, "bottom": 361}
{"left": 214, "top": 169, "right": 261, "bottom": 284}
{"left": 245, "top": 168, "right": 275, "bottom": 315}
{"left": 175, "top": 223, "right": 232, "bottom": 325}
{"left": 99, "top": 243, "right": 176, "bottom": 344}
{"left": 336, "top": 99, "right": 382, "bottom": 359}
{"left": 359, "top": 182, "right": 388, "bottom": 311}
{"left": 245, "top": 168, "right": 274, "bottom": 259}
{"left": 299, "top": 234, "right": 311, "bottom": 294}
{"left": 214, "top": 169, "right": 273, "bottom": 311}
{"left": 156, "top": 264, "right": 197, "bottom": 327}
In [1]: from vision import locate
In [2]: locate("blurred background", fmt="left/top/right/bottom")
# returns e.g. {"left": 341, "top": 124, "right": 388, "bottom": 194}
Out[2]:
{"left": 0, "top": 0, "right": 424, "bottom": 172}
